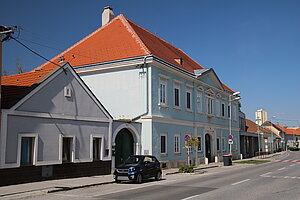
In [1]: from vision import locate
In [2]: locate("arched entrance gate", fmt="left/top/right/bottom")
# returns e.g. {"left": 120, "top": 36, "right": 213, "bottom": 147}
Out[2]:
{"left": 112, "top": 123, "right": 141, "bottom": 169}
{"left": 115, "top": 128, "right": 134, "bottom": 166}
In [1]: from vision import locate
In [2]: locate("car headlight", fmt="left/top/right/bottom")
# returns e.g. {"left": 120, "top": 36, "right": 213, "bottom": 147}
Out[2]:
{"left": 129, "top": 167, "right": 136, "bottom": 172}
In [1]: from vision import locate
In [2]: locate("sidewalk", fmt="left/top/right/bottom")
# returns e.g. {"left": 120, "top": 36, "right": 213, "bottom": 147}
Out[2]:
{"left": 0, "top": 162, "right": 220, "bottom": 199}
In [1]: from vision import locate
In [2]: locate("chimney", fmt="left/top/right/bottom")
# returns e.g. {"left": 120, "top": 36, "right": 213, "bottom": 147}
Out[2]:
{"left": 102, "top": 6, "right": 114, "bottom": 26}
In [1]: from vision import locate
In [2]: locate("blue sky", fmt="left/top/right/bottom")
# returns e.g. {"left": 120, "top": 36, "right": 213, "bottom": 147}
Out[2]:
{"left": 1, "top": 0, "right": 300, "bottom": 126}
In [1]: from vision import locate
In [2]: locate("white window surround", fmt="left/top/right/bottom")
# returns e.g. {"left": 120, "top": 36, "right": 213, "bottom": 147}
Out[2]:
{"left": 174, "top": 134, "right": 180, "bottom": 153}
{"left": 90, "top": 134, "right": 105, "bottom": 161}
{"left": 196, "top": 91, "right": 203, "bottom": 114}
{"left": 59, "top": 135, "right": 75, "bottom": 163}
{"left": 159, "top": 78, "right": 167, "bottom": 107}
{"left": 160, "top": 133, "right": 168, "bottom": 155}
{"left": 17, "top": 133, "right": 38, "bottom": 167}
{"left": 206, "top": 96, "right": 214, "bottom": 116}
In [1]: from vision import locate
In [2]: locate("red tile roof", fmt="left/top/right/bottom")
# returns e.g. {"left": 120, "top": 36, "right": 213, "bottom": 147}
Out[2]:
{"left": 285, "top": 128, "right": 300, "bottom": 136}
{"left": 2, "top": 14, "right": 236, "bottom": 108}
{"left": 246, "top": 119, "right": 274, "bottom": 134}
{"left": 33, "top": 14, "right": 233, "bottom": 92}
{"left": 1, "top": 67, "right": 57, "bottom": 108}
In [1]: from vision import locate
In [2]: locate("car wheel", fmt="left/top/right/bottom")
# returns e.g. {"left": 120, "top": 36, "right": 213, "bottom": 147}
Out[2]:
{"left": 155, "top": 171, "right": 162, "bottom": 181}
{"left": 136, "top": 174, "right": 142, "bottom": 184}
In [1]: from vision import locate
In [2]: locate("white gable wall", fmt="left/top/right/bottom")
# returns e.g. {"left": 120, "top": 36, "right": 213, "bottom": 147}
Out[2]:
{"left": 80, "top": 66, "right": 147, "bottom": 120}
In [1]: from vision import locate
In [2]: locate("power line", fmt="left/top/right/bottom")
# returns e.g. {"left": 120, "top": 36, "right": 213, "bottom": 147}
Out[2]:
{"left": 10, "top": 36, "right": 60, "bottom": 67}
{"left": 18, "top": 37, "right": 99, "bottom": 61}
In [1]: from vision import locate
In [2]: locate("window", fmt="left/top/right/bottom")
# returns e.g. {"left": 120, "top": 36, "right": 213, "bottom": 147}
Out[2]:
{"left": 20, "top": 137, "right": 34, "bottom": 166}
{"left": 217, "top": 138, "right": 220, "bottom": 151}
{"left": 186, "top": 87, "right": 192, "bottom": 110}
{"left": 206, "top": 97, "right": 213, "bottom": 115}
{"left": 174, "top": 86, "right": 180, "bottom": 107}
{"left": 215, "top": 100, "right": 220, "bottom": 117}
{"left": 221, "top": 103, "right": 225, "bottom": 117}
{"left": 93, "top": 138, "right": 102, "bottom": 161}
{"left": 228, "top": 105, "right": 231, "bottom": 118}
{"left": 174, "top": 134, "right": 180, "bottom": 153}
{"left": 197, "top": 136, "right": 202, "bottom": 151}
{"left": 186, "top": 91, "right": 191, "bottom": 109}
{"left": 196, "top": 92, "right": 203, "bottom": 113}
{"left": 62, "top": 137, "right": 73, "bottom": 163}
{"left": 160, "top": 134, "right": 167, "bottom": 154}
{"left": 159, "top": 79, "right": 167, "bottom": 105}
{"left": 232, "top": 105, "right": 237, "bottom": 120}
{"left": 222, "top": 137, "right": 226, "bottom": 151}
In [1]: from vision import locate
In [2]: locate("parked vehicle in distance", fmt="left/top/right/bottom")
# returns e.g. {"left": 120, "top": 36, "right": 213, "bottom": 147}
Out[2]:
{"left": 113, "top": 155, "right": 162, "bottom": 184}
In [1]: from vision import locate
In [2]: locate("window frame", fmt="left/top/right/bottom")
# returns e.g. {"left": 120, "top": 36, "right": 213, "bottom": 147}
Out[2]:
{"left": 216, "top": 137, "right": 221, "bottom": 151}
{"left": 197, "top": 136, "right": 202, "bottom": 152}
{"left": 196, "top": 91, "right": 203, "bottom": 113}
{"left": 186, "top": 87, "right": 192, "bottom": 111}
{"left": 222, "top": 137, "right": 226, "bottom": 151}
{"left": 206, "top": 96, "right": 214, "bottom": 115}
{"left": 90, "top": 134, "right": 104, "bottom": 161}
{"left": 159, "top": 78, "right": 168, "bottom": 106}
{"left": 221, "top": 102, "right": 225, "bottom": 117}
{"left": 19, "top": 135, "right": 38, "bottom": 166}
{"left": 173, "top": 83, "right": 180, "bottom": 108}
{"left": 160, "top": 133, "right": 168, "bottom": 155}
{"left": 61, "top": 135, "right": 75, "bottom": 163}
{"left": 174, "top": 134, "right": 180, "bottom": 154}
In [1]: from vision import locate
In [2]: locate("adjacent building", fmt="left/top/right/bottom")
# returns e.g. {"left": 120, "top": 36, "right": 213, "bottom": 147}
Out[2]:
{"left": 0, "top": 63, "right": 115, "bottom": 185}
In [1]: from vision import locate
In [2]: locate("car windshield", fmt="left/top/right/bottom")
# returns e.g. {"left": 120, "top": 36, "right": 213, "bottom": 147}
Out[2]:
{"left": 124, "top": 156, "right": 142, "bottom": 164}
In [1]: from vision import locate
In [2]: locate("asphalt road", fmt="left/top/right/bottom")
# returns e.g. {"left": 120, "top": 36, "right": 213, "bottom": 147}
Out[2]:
{"left": 14, "top": 151, "right": 300, "bottom": 200}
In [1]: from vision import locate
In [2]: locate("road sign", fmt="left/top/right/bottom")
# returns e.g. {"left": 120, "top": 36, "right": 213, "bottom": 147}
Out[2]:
{"left": 228, "top": 135, "right": 233, "bottom": 139}
{"left": 228, "top": 139, "right": 233, "bottom": 144}
{"left": 184, "top": 134, "right": 191, "bottom": 141}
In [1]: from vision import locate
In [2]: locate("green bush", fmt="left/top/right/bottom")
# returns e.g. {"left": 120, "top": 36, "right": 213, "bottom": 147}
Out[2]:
{"left": 288, "top": 146, "right": 300, "bottom": 151}
{"left": 179, "top": 165, "right": 195, "bottom": 173}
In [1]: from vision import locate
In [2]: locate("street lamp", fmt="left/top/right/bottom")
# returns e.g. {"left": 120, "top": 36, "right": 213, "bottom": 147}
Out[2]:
{"left": 229, "top": 91, "right": 241, "bottom": 155}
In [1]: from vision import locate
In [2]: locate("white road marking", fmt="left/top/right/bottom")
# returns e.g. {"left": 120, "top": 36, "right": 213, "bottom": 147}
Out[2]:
{"left": 260, "top": 172, "right": 272, "bottom": 177}
{"left": 278, "top": 167, "right": 286, "bottom": 171}
{"left": 231, "top": 179, "right": 250, "bottom": 186}
{"left": 181, "top": 194, "right": 202, "bottom": 200}
{"left": 290, "top": 164, "right": 296, "bottom": 167}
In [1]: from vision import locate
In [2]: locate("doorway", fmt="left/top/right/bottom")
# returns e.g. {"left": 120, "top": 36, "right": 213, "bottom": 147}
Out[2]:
{"left": 115, "top": 128, "right": 134, "bottom": 166}
{"left": 205, "top": 134, "right": 212, "bottom": 163}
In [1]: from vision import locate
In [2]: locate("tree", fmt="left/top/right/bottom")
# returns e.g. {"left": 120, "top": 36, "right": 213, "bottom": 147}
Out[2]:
{"left": 15, "top": 57, "right": 26, "bottom": 74}
{"left": 184, "top": 136, "right": 200, "bottom": 166}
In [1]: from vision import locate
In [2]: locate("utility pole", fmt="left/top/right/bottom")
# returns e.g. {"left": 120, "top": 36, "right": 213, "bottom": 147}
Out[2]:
{"left": 0, "top": 25, "right": 17, "bottom": 134}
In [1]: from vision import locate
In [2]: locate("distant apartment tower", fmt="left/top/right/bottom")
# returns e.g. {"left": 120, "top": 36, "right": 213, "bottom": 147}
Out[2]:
{"left": 255, "top": 109, "right": 268, "bottom": 125}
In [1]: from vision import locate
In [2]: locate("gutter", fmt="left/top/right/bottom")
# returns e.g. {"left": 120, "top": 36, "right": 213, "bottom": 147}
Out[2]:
{"left": 132, "top": 55, "right": 152, "bottom": 121}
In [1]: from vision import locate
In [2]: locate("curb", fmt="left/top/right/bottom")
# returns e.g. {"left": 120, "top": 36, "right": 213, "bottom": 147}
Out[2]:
{"left": 164, "top": 164, "right": 220, "bottom": 175}
{"left": 47, "top": 180, "right": 115, "bottom": 193}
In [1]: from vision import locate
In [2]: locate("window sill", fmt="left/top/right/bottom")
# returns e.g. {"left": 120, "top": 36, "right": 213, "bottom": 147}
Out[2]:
{"left": 173, "top": 106, "right": 182, "bottom": 111}
{"left": 207, "top": 114, "right": 214, "bottom": 118}
{"left": 197, "top": 112, "right": 204, "bottom": 115}
{"left": 186, "top": 109, "right": 193, "bottom": 113}
{"left": 158, "top": 104, "right": 168, "bottom": 108}
{"left": 160, "top": 153, "right": 168, "bottom": 157}
{"left": 174, "top": 152, "right": 181, "bottom": 155}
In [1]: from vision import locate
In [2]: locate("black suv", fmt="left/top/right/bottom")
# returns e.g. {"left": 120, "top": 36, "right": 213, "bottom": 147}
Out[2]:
{"left": 113, "top": 155, "right": 162, "bottom": 184}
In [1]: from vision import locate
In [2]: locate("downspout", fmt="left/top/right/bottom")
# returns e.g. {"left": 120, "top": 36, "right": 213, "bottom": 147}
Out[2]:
{"left": 132, "top": 55, "right": 152, "bottom": 121}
